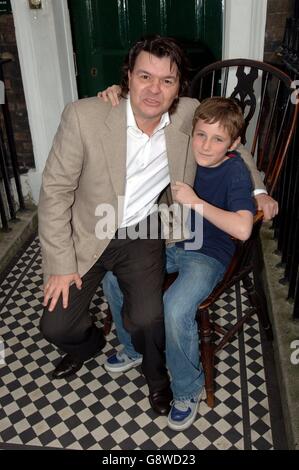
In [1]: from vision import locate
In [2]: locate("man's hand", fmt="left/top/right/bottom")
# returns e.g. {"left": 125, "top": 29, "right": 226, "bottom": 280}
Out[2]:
{"left": 97, "top": 85, "right": 121, "bottom": 106}
{"left": 172, "top": 181, "right": 199, "bottom": 206}
{"left": 43, "top": 273, "right": 82, "bottom": 312}
{"left": 255, "top": 193, "right": 279, "bottom": 221}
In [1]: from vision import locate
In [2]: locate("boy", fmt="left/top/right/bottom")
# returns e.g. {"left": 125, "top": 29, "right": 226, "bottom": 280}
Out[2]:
{"left": 103, "top": 97, "right": 255, "bottom": 430}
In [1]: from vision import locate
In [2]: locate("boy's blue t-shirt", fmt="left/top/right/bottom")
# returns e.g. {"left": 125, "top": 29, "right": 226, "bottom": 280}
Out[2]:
{"left": 176, "top": 153, "right": 256, "bottom": 269}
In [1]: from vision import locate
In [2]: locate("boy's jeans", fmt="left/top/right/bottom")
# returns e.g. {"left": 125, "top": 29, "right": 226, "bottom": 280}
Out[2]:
{"left": 102, "top": 246, "right": 225, "bottom": 400}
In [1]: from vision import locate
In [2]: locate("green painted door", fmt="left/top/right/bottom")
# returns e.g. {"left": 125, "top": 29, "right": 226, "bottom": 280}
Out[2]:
{"left": 68, "top": 0, "right": 223, "bottom": 98}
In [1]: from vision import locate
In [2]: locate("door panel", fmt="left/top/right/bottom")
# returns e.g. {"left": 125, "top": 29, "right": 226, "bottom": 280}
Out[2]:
{"left": 68, "top": 0, "right": 223, "bottom": 98}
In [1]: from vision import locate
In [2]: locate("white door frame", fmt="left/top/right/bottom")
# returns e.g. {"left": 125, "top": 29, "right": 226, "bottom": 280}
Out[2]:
{"left": 223, "top": 0, "right": 268, "bottom": 60}
{"left": 11, "top": 0, "right": 267, "bottom": 203}
{"left": 10, "top": 0, "right": 77, "bottom": 203}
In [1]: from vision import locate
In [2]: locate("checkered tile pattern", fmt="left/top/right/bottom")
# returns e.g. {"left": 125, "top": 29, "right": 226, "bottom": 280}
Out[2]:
{"left": 0, "top": 237, "right": 285, "bottom": 449}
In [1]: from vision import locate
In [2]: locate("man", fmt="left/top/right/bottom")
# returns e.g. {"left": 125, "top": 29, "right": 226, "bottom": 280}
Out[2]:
{"left": 38, "top": 35, "right": 277, "bottom": 416}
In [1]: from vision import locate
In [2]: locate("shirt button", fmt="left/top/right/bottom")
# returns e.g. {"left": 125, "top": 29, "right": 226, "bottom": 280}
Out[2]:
{"left": 93, "top": 254, "right": 97, "bottom": 259}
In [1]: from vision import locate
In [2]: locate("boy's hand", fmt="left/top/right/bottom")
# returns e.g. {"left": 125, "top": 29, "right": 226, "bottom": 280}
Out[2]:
{"left": 254, "top": 193, "right": 278, "bottom": 220}
{"left": 172, "top": 181, "right": 199, "bottom": 206}
{"left": 97, "top": 85, "right": 121, "bottom": 106}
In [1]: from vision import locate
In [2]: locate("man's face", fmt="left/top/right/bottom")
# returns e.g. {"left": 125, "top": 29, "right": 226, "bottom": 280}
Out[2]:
{"left": 192, "top": 119, "right": 240, "bottom": 168}
{"left": 128, "top": 51, "right": 180, "bottom": 128}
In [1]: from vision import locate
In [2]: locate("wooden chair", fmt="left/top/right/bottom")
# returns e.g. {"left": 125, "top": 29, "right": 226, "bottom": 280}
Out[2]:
{"left": 103, "top": 59, "right": 298, "bottom": 407}
{"left": 188, "top": 58, "right": 298, "bottom": 407}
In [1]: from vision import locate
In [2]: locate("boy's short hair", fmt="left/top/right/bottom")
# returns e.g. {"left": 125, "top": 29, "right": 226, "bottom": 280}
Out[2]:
{"left": 192, "top": 97, "right": 244, "bottom": 142}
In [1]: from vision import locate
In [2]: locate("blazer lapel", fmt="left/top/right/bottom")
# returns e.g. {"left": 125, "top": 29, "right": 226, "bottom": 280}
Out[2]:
{"left": 101, "top": 100, "right": 127, "bottom": 196}
{"left": 165, "top": 123, "right": 192, "bottom": 184}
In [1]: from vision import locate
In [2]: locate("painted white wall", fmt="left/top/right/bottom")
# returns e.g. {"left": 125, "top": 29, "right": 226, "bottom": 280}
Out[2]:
{"left": 11, "top": 0, "right": 268, "bottom": 203}
{"left": 10, "top": 0, "right": 77, "bottom": 203}
{"left": 223, "top": 0, "right": 268, "bottom": 61}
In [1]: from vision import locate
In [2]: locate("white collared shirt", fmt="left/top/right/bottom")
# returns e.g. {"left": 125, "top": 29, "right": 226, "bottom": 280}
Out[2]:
{"left": 120, "top": 97, "right": 171, "bottom": 227}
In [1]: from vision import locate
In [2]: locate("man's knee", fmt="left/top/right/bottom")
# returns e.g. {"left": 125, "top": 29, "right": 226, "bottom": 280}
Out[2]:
{"left": 40, "top": 310, "right": 59, "bottom": 343}
{"left": 40, "top": 308, "right": 76, "bottom": 345}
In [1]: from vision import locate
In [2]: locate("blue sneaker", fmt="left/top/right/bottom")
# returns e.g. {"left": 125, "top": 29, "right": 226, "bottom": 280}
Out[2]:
{"left": 167, "top": 394, "right": 202, "bottom": 431}
{"left": 104, "top": 351, "right": 142, "bottom": 373}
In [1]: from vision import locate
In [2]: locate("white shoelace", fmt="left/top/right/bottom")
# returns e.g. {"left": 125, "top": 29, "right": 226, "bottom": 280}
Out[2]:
{"left": 171, "top": 399, "right": 193, "bottom": 411}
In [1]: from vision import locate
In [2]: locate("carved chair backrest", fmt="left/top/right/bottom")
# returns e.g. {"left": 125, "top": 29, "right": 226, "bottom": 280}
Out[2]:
{"left": 190, "top": 59, "right": 298, "bottom": 196}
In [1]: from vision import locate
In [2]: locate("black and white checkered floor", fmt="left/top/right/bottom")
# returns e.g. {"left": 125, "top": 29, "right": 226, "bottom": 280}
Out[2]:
{"left": 0, "top": 236, "right": 287, "bottom": 450}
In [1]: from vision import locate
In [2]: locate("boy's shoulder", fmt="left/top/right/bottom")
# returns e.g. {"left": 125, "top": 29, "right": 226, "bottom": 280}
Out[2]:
{"left": 198, "top": 152, "right": 253, "bottom": 188}
{"left": 226, "top": 150, "right": 244, "bottom": 162}
{"left": 222, "top": 153, "right": 254, "bottom": 194}
{"left": 225, "top": 152, "right": 252, "bottom": 175}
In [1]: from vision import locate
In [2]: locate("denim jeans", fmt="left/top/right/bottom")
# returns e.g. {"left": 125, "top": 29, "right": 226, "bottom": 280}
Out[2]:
{"left": 102, "top": 274, "right": 142, "bottom": 361}
{"left": 102, "top": 245, "right": 225, "bottom": 400}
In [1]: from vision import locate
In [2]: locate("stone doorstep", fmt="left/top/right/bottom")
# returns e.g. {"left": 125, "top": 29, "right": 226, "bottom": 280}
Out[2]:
{"left": 0, "top": 203, "right": 38, "bottom": 276}
{"left": 260, "top": 222, "right": 299, "bottom": 450}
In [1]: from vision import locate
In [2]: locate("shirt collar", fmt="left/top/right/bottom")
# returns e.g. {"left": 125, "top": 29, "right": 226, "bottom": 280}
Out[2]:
{"left": 126, "top": 94, "right": 170, "bottom": 134}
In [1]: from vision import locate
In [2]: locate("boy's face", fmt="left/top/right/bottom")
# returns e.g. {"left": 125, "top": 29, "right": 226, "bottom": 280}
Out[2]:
{"left": 192, "top": 119, "right": 240, "bottom": 168}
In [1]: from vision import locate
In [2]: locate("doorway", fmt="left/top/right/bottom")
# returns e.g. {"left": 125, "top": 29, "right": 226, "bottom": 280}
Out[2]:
{"left": 68, "top": 0, "right": 223, "bottom": 97}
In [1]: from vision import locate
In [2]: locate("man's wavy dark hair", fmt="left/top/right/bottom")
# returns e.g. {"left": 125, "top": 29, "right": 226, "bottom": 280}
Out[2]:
{"left": 120, "top": 35, "right": 190, "bottom": 114}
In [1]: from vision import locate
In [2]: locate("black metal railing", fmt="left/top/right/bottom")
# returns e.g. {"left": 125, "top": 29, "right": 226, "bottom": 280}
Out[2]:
{"left": 273, "top": 17, "right": 299, "bottom": 320}
{"left": 277, "top": 17, "right": 299, "bottom": 74}
{"left": 0, "top": 58, "right": 25, "bottom": 232}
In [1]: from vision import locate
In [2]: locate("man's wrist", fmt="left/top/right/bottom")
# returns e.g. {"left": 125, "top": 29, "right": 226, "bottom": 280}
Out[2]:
{"left": 253, "top": 189, "right": 267, "bottom": 196}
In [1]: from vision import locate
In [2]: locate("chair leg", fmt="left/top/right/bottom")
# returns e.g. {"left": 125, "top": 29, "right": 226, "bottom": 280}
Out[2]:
{"left": 199, "top": 308, "right": 215, "bottom": 408}
{"left": 103, "top": 307, "right": 113, "bottom": 336}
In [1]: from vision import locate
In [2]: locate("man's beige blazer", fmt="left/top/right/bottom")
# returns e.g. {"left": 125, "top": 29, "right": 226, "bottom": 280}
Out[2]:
{"left": 38, "top": 97, "right": 264, "bottom": 282}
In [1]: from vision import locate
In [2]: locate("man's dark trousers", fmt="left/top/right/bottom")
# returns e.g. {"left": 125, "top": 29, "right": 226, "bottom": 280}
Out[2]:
{"left": 40, "top": 221, "right": 168, "bottom": 392}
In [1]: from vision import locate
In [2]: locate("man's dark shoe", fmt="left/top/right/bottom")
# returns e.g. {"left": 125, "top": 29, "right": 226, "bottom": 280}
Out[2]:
{"left": 52, "top": 354, "right": 83, "bottom": 379}
{"left": 149, "top": 387, "right": 173, "bottom": 415}
{"left": 52, "top": 336, "right": 106, "bottom": 380}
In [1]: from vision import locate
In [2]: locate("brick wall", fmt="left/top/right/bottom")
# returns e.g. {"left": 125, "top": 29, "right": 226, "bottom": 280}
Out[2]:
{"left": 0, "top": 13, "right": 34, "bottom": 172}
{"left": 264, "top": 0, "right": 295, "bottom": 64}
